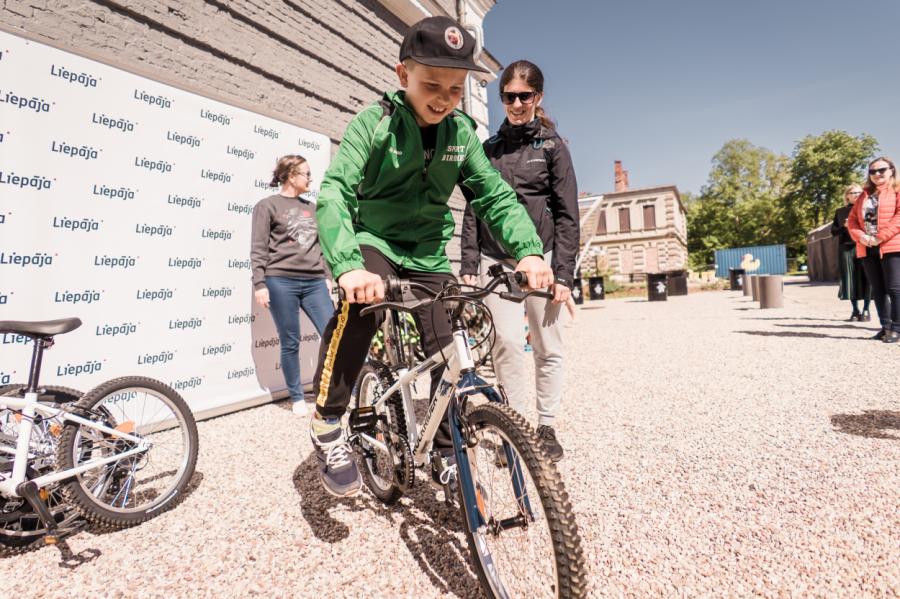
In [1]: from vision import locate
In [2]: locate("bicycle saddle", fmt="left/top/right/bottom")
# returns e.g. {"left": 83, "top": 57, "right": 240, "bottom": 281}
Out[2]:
{"left": 0, "top": 318, "right": 82, "bottom": 337}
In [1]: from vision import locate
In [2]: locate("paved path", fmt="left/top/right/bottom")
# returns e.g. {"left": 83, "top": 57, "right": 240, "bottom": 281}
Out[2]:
{"left": 2, "top": 280, "right": 899, "bottom": 598}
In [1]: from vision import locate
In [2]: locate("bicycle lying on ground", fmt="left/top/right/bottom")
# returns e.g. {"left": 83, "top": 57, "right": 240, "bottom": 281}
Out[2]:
{"left": 347, "top": 266, "right": 588, "bottom": 598}
{"left": 0, "top": 318, "right": 199, "bottom": 554}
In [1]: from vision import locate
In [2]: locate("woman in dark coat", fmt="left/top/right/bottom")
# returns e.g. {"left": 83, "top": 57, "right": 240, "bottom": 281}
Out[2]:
{"left": 831, "top": 183, "right": 871, "bottom": 321}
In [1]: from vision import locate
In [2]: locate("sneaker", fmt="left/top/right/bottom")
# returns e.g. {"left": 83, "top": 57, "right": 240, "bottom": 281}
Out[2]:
{"left": 872, "top": 329, "right": 887, "bottom": 341}
{"left": 292, "top": 400, "right": 309, "bottom": 416}
{"left": 309, "top": 416, "right": 361, "bottom": 497}
{"left": 883, "top": 330, "right": 900, "bottom": 344}
{"left": 430, "top": 451, "right": 458, "bottom": 495}
{"left": 536, "top": 425, "right": 564, "bottom": 462}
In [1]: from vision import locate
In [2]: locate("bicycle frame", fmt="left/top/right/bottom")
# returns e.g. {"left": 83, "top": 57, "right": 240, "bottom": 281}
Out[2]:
{"left": 0, "top": 391, "right": 150, "bottom": 498}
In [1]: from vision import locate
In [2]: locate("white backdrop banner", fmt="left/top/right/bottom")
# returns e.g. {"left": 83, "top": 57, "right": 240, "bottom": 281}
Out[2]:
{"left": 0, "top": 30, "right": 332, "bottom": 418}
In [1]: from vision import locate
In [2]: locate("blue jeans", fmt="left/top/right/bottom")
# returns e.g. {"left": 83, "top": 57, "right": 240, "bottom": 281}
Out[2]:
{"left": 265, "top": 276, "right": 333, "bottom": 402}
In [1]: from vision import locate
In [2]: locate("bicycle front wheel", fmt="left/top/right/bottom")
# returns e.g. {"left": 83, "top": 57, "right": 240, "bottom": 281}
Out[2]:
{"left": 458, "top": 403, "right": 588, "bottom": 598}
{"left": 57, "top": 376, "right": 198, "bottom": 528}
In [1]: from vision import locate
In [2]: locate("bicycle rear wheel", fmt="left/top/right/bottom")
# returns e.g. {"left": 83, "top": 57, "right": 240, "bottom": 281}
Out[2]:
{"left": 457, "top": 403, "right": 588, "bottom": 598}
{"left": 56, "top": 376, "right": 198, "bottom": 528}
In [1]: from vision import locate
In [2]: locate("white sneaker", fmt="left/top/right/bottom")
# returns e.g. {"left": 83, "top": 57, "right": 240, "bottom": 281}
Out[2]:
{"left": 292, "top": 400, "right": 310, "bottom": 416}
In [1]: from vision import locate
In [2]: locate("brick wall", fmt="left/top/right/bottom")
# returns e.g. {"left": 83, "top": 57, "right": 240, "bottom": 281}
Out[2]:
{"left": 1, "top": 0, "right": 478, "bottom": 266}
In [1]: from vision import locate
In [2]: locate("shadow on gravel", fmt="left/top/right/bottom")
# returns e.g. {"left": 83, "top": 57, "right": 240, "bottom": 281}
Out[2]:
{"left": 774, "top": 323, "right": 876, "bottom": 331}
{"left": 744, "top": 317, "right": 839, "bottom": 321}
{"left": 736, "top": 330, "right": 867, "bottom": 340}
{"left": 293, "top": 453, "right": 481, "bottom": 598}
{"left": 830, "top": 411, "right": 900, "bottom": 440}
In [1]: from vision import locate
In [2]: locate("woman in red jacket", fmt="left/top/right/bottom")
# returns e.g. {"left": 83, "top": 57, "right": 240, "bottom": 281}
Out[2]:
{"left": 847, "top": 156, "right": 900, "bottom": 343}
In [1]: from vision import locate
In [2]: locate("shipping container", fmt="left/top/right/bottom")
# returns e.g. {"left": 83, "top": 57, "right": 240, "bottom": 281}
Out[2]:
{"left": 714, "top": 244, "right": 787, "bottom": 278}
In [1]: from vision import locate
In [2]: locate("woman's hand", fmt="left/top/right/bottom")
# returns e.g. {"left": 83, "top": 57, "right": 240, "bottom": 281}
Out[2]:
{"left": 254, "top": 288, "right": 270, "bottom": 308}
{"left": 551, "top": 283, "right": 571, "bottom": 304}
{"left": 338, "top": 269, "right": 385, "bottom": 304}
{"left": 514, "top": 255, "right": 553, "bottom": 291}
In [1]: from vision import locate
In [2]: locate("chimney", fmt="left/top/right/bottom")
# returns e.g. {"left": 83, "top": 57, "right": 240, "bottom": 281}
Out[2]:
{"left": 614, "top": 160, "right": 629, "bottom": 192}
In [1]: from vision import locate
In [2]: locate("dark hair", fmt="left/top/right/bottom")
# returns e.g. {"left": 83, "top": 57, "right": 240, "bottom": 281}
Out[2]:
{"left": 269, "top": 155, "right": 307, "bottom": 188}
{"left": 863, "top": 156, "right": 900, "bottom": 195}
{"left": 499, "top": 60, "right": 554, "bottom": 129}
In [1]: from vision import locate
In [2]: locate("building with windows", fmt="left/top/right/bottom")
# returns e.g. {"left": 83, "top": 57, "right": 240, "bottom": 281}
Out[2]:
{"left": 579, "top": 161, "right": 688, "bottom": 278}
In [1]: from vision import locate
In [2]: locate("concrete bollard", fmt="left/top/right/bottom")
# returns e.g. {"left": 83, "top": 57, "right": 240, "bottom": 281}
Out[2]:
{"left": 742, "top": 274, "right": 752, "bottom": 297}
{"left": 759, "top": 275, "right": 784, "bottom": 309}
{"left": 750, "top": 275, "right": 759, "bottom": 301}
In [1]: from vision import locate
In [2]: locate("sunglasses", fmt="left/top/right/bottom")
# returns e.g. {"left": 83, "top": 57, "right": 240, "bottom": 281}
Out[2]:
{"left": 500, "top": 91, "right": 537, "bottom": 105}
{"left": 869, "top": 167, "right": 892, "bottom": 176}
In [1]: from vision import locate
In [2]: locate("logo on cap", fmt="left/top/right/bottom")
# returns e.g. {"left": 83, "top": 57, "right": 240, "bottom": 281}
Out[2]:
{"left": 445, "top": 26, "right": 464, "bottom": 50}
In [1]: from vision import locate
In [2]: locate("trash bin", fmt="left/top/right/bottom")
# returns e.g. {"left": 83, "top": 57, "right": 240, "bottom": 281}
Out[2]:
{"left": 588, "top": 276, "right": 605, "bottom": 300}
{"left": 729, "top": 268, "right": 745, "bottom": 291}
{"left": 742, "top": 274, "right": 752, "bottom": 297}
{"left": 759, "top": 275, "right": 784, "bottom": 309}
{"left": 571, "top": 278, "right": 584, "bottom": 305}
{"left": 666, "top": 270, "right": 688, "bottom": 296}
{"left": 750, "top": 275, "right": 760, "bottom": 301}
{"left": 647, "top": 273, "right": 668, "bottom": 302}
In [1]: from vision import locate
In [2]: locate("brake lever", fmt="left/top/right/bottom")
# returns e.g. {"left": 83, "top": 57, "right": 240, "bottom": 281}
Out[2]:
{"left": 359, "top": 299, "right": 428, "bottom": 317}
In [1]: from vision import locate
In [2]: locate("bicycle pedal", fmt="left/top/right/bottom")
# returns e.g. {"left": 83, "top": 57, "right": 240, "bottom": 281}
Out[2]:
{"left": 348, "top": 406, "right": 378, "bottom": 434}
{"left": 44, "top": 535, "right": 59, "bottom": 545}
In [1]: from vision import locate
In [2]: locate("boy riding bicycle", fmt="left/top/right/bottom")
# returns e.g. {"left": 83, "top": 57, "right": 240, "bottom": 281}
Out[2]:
{"left": 310, "top": 16, "right": 552, "bottom": 497}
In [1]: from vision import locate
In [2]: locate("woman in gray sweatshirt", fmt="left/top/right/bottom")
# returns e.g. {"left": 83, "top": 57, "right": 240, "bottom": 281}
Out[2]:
{"left": 251, "top": 155, "right": 333, "bottom": 415}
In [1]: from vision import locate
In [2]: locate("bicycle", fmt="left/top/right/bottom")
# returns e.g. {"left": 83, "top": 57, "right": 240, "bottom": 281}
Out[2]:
{"left": 347, "top": 266, "right": 588, "bottom": 598}
{"left": 0, "top": 318, "right": 199, "bottom": 553}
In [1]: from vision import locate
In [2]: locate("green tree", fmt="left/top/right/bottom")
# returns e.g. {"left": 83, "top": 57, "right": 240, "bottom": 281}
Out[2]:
{"left": 786, "top": 129, "right": 878, "bottom": 230}
{"left": 687, "top": 139, "right": 791, "bottom": 267}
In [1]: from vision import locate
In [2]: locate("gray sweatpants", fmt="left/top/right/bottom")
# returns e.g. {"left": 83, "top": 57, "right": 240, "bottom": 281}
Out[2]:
{"left": 480, "top": 253, "right": 564, "bottom": 427}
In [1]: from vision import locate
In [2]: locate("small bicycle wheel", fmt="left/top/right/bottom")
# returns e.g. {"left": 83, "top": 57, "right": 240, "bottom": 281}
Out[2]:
{"left": 0, "top": 384, "right": 81, "bottom": 555}
{"left": 56, "top": 376, "right": 198, "bottom": 528}
{"left": 457, "top": 402, "right": 588, "bottom": 598}
{"left": 352, "top": 362, "right": 410, "bottom": 504}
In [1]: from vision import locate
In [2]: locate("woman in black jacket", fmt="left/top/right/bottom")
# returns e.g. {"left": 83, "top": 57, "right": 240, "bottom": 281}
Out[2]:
{"left": 460, "top": 60, "right": 579, "bottom": 461}
{"left": 831, "top": 183, "right": 871, "bottom": 321}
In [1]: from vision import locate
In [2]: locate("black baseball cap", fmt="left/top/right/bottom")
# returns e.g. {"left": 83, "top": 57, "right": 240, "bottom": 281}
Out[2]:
{"left": 399, "top": 16, "right": 489, "bottom": 73}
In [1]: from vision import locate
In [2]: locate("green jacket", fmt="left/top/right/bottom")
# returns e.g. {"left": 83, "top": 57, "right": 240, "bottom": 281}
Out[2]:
{"left": 316, "top": 91, "right": 544, "bottom": 280}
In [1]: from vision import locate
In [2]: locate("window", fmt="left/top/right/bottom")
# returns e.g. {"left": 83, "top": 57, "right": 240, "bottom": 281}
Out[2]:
{"left": 619, "top": 207, "right": 630, "bottom": 233}
{"left": 643, "top": 205, "right": 656, "bottom": 230}
{"left": 596, "top": 210, "right": 607, "bottom": 234}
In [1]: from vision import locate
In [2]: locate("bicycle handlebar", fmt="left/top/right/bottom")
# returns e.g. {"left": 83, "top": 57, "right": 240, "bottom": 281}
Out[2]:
{"left": 353, "top": 269, "right": 553, "bottom": 317}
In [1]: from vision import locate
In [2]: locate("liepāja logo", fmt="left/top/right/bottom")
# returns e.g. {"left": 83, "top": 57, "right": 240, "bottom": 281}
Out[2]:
{"left": 227, "top": 202, "right": 252, "bottom": 216}
{"left": 201, "top": 286, "right": 234, "bottom": 299}
{"left": 298, "top": 138, "right": 321, "bottom": 152}
{"left": 51, "top": 140, "right": 101, "bottom": 161}
{"left": 170, "top": 375, "right": 203, "bottom": 392}
{"left": 253, "top": 125, "right": 278, "bottom": 140}
{"left": 227, "top": 313, "right": 255, "bottom": 326}
{"left": 168, "top": 316, "right": 203, "bottom": 331}
{"left": 253, "top": 178, "right": 270, "bottom": 190}
{"left": 226, "top": 258, "right": 250, "bottom": 270}
{"left": 1, "top": 333, "right": 29, "bottom": 346}
{"left": 50, "top": 64, "right": 99, "bottom": 88}
{"left": 95, "top": 321, "right": 138, "bottom": 338}
{"left": 202, "top": 342, "right": 233, "bottom": 357}
{"left": 200, "top": 169, "right": 231, "bottom": 184}
{"left": 52, "top": 216, "right": 101, "bottom": 233}
{"left": 168, "top": 256, "right": 202, "bottom": 269}
{"left": 167, "top": 130, "right": 202, "bottom": 148}
{"left": 135, "top": 223, "right": 175, "bottom": 238}
{"left": 54, "top": 288, "right": 104, "bottom": 305}
{"left": 0, "top": 170, "right": 53, "bottom": 191}
{"left": 201, "top": 228, "right": 233, "bottom": 242}
{"left": 133, "top": 89, "right": 173, "bottom": 109}
{"left": 0, "top": 89, "right": 52, "bottom": 113}
{"left": 227, "top": 366, "right": 255, "bottom": 380}
{"left": 137, "top": 349, "right": 176, "bottom": 367}
{"left": 94, "top": 254, "right": 138, "bottom": 269}
{"left": 92, "top": 183, "right": 136, "bottom": 201}
{"left": 0, "top": 251, "right": 55, "bottom": 269}
{"left": 254, "top": 336, "right": 279, "bottom": 349}
{"left": 135, "top": 156, "right": 174, "bottom": 174}
{"left": 92, "top": 112, "right": 136, "bottom": 133}
{"left": 168, "top": 194, "right": 204, "bottom": 209}
{"left": 57, "top": 359, "right": 103, "bottom": 378}
{"left": 200, "top": 108, "right": 231, "bottom": 126}
{"left": 136, "top": 287, "right": 174, "bottom": 301}
{"left": 226, "top": 145, "right": 255, "bottom": 161}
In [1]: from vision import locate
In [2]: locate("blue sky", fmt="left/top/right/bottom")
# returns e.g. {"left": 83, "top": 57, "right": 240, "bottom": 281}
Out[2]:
{"left": 482, "top": 0, "right": 900, "bottom": 196}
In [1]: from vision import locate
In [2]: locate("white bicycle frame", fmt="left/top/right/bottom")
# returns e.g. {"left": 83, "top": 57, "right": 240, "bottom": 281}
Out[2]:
{"left": 0, "top": 391, "right": 150, "bottom": 498}
{"left": 359, "top": 327, "right": 476, "bottom": 467}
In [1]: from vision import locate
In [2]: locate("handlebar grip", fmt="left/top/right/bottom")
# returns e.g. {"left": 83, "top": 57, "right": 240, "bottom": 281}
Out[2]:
{"left": 513, "top": 271, "right": 527, "bottom": 286}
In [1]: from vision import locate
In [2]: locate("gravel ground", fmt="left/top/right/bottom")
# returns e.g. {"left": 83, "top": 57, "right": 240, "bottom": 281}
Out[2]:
{"left": 2, "top": 278, "right": 899, "bottom": 598}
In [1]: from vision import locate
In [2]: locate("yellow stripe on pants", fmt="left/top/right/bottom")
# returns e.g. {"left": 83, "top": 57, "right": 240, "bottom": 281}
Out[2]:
{"left": 316, "top": 299, "right": 351, "bottom": 407}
